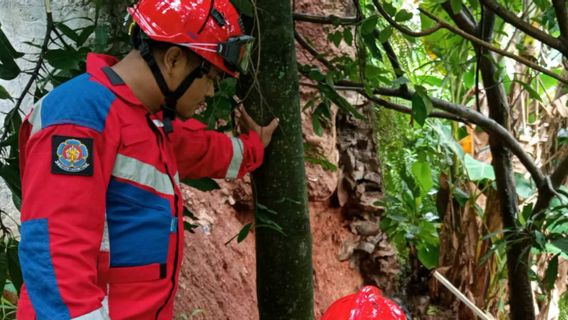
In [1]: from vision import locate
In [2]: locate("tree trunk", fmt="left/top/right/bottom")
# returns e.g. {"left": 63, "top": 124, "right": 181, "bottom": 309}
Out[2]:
{"left": 477, "top": 12, "right": 535, "bottom": 319}
{"left": 240, "top": 0, "right": 314, "bottom": 319}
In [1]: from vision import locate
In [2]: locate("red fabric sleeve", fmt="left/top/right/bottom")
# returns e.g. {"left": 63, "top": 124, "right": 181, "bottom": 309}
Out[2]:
{"left": 18, "top": 123, "right": 114, "bottom": 318}
{"left": 171, "top": 118, "right": 264, "bottom": 180}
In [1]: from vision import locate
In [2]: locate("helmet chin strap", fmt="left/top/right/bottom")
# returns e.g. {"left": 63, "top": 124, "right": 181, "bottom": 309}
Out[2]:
{"left": 137, "top": 38, "right": 208, "bottom": 133}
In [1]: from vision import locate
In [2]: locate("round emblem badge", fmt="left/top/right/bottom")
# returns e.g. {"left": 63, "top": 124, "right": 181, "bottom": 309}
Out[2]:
{"left": 55, "top": 139, "right": 90, "bottom": 173}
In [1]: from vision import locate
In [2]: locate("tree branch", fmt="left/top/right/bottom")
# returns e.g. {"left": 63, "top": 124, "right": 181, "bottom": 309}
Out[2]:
{"left": 293, "top": 12, "right": 360, "bottom": 25}
{"left": 441, "top": 1, "right": 478, "bottom": 35}
{"left": 552, "top": 0, "right": 568, "bottom": 42}
{"left": 331, "top": 81, "right": 547, "bottom": 188}
{"left": 294, "top": 30, "right": 334, "bottom": 70}
{"left": 372, "top": 0, "right": 442, "bottom": 37}
{"left": 419, "top": 8, "right": 568, "bottom": 84}
{"left": 479, "top": 0, "right": 567, "bottom": 56}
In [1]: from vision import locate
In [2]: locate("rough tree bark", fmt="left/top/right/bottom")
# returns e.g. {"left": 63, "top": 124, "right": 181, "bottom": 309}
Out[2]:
{"left": 240, "top": 0, "right": 314, "bottom": 319}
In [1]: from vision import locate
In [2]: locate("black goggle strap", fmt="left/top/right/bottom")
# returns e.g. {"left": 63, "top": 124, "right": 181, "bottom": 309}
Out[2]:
{"left": 138, "top": 38, "right": 208, "bottom": 133}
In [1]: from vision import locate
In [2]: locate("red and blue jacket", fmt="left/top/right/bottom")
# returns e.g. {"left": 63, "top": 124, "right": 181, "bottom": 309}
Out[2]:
{"left": 16, "top": 53, "right": 264, "bottom": 320}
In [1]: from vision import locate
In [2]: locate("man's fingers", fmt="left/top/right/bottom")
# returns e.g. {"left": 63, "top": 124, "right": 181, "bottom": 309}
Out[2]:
{"left": 264, "top": 118, "right": 279, "bottom": 135}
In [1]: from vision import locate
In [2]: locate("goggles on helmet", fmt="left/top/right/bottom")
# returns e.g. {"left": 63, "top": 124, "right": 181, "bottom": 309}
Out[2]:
{"left": 183, "top": 35, "right": 255, "bottom": 75}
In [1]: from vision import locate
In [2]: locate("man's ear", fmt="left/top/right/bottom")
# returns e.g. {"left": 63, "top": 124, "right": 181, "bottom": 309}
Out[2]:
{"left": 162, "top": 46, "right": 186, "bottom": 75}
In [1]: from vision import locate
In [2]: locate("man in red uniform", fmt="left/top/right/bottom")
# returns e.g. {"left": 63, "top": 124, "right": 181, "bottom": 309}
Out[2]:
{"left": 17, "top": 0, "right": 277, "bottom": 319}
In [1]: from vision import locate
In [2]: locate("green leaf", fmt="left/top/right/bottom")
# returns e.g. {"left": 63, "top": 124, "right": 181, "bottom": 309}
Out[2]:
{"left": 181, "top": 178, "right": 220, "bottom": 191}
{"left": 56, "top": 22, "right": 80, "bottom": 43}
{"left": 395, "top": 10, "right": 413, "bottom": 22}
{"left": 515, "top": 173, "right": 536, "bottom": 199}
{"left": 412, "top": 161, "right": 433, "bottom": 192}
{"left": 319, "top": 83, "right": 365, "bottom": 119}
{"left": 464, "top": 154, "right": 495, "bottom": 181}
{"left": 237, "top": 223, "right": 253, "bottom": 243}
{"left": 417, "top": 243, "right": 439, "bottom": 269}
{"left": 450, "top": 0, "right": 463, "bottom": 14}
{"left": 183, "top": 221, "right": 198, "bottom": 233}
{"left": 515, "top": 80, "right": 542, "bottom": 102}
{"left": 0, "top": 85, "right": 12, "bottom": 101}
{"left": 383, "top": 2, "right": 397, "bottom": 16}
{"left": 550, "top": 238, "right": 568, "bottom": 255}
{"left": 360, "top": 15, "right": 379, "bottom": 35}
{"left": 328, "top": 31, "right": 342, "bottom": 47}
{"left": 7, "top": 239, "right": 22, "bottom": 295}
{"left": 543, "top": 255, "right": 558, "bottom": 292}
{"left": 412, "top": 92, "right": 428, "bottom": 126}
{"left": 343, "top": 28, "right": 353, "bottom": 46}
{"left": 77, "top": 25, "right": 96, "bottom": 46}
{"left": 94, "top": 24, "right": 110, "bottom": 52}
{"left": 361, "top": 33, "right": 382, "bottom": 60}
{"left": 312, "top": 114, "right": 323, "bottom": 136}
{"left": 45, "top": 49, "right": 82, "bottom": 70}
{"left": 378, "top": 26, "right": 393, "bottom": 43}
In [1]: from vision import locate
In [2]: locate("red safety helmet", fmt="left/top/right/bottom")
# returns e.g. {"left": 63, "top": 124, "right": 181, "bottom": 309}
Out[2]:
{"left": 129, "top": 0, "right": 254, "bottom": 77}
{"left": 321, "top": 286, "right": 407, "bottom": 320}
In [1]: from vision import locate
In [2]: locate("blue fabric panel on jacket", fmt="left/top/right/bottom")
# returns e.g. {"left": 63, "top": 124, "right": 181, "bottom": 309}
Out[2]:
{"left": 106, "top": 178, "right": 172, "bottom": 267}
{"left": 41, "top": 73, "right": 115, "bottom": 133}
{"left": 19, "top": 218, "right": 71, "bottom": 320}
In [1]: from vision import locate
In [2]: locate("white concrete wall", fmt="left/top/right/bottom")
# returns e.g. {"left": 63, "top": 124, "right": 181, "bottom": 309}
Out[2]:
{"left": 0, "top": 0, "right": 95, "bottom": 231}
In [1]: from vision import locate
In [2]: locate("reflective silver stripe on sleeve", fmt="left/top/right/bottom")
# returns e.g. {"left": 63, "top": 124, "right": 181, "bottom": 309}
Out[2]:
{"left": 100, "top": 218, "right": 109, "bottom": 252}
{"left": 29, "top": 97, "right": 45, "bottom": 136}
{"left": 225, "top": 137, "right": 244, "bottom": 180}
{"left": 112, "top": 154, "right": 174, "bottom": 195}
{"left": 174, "top": 172, "right": 180, "bottom": 186}
{"left": 152, "top": 119, "right": 164, "bottom": 127}
{"left": 71, "top": 304, "right": 109, "bottom": 320}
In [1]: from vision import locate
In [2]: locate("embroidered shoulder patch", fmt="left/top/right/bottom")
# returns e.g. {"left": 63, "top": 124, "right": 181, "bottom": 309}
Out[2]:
{"left": 51, "top": 136, "right": 93, "bottom": 176}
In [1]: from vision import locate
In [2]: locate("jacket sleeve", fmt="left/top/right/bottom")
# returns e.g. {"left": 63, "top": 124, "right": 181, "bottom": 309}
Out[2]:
{"left": 18, "top": 123, "right": 112, "bottom": 319}
{"left": 171, "top": 118, "right": 264, "bottom": 180}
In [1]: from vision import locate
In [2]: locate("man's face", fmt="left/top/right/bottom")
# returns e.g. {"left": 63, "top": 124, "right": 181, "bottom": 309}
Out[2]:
{"left": 175, "top": 64, "right": 224, "bottom": 120}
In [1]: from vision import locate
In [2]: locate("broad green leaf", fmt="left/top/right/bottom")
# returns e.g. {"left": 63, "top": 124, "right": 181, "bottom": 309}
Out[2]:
{"left": 56, "top": 22, "right": 80, "bottom": 43}
{"left": 360, "top": 15, "right": 379, "bottom": 35}
{"left": 543, "top": 255, "right": 558, "bottom": 292}
{"left": 464, "top": 154, "right": 495, "bottom": 181}
{"left": 7, "top": 239, "right": 22, "bottom": 295}
{"left": 343, "top": 28, "right": 353, "bottom": 46}
{"left": 378, "top": 26, "right": 393, "bottom": 43}
{"left": 94, "top": 24, "right": 110, "bottom": 52}
{"left": 45, "top": 49, "right": 82, "bottom": 70}
{"left": 417, "top": 243, "right": 439, "bottom": 269}
{"left": 515, "top": 80, "right": 543, "bottom": 102}
{"left": 0, "top": 85, "right": 12, "bottom": 101}
{"left": 450, "top": 0, "right": 463, "bottom": 14}
{"left": 550, "top": 239, "right": 568, "bottom": 255}
{"left": 412, "top": 161, "right": 433, "bottom": 192}
{"left": 312, "top": 114, "right": 323, "bottom": 136}
{"left": 0, "top": 26, "right": 23, "bottom": 79}
{"left": 77, "top": 25, "right": 96, "bottom": 46}
{"left": 237, "top": 223, "right": 253, "bottom": 243}
{"left": 328, "top": 31, "right": 342, "bottom": 47}
{"left": 394, "top": 10, "right": 413, "bottom": 22}
{"left": 181, "top": 178, "right": 220, "bottom": 191}
{"left": 412, "top": 92, "right": 428, "bottom": 126}
{"left": 383, "top": 2, "right": 397, "bottom": 16}
{"left": 361, "top": 33, "right": 382, "bottom": 60}
{"left": 515, "top": 173, "right": 536, "bottom": 199}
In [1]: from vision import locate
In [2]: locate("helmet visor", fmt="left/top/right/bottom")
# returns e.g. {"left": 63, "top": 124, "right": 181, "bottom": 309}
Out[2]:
{"left": 218, "top": 35, "right": 255, "bottom": 74}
